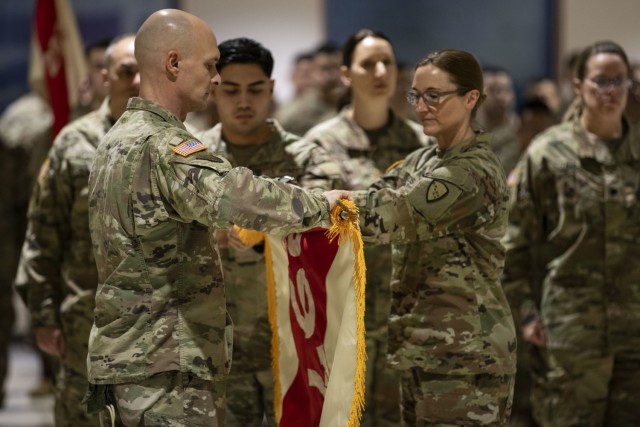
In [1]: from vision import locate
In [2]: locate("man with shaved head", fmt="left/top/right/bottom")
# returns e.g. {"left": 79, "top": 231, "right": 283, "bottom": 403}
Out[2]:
{"left": 85, "top": 9, "right": 348, "bottom": 426}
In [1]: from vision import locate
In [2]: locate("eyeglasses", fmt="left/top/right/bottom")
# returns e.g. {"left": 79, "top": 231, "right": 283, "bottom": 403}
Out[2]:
{"left": 586, "top": 77, "right": 632, "bottom": 92}
{"left": 406, "top": 88, "right": 468, "bottom": 107}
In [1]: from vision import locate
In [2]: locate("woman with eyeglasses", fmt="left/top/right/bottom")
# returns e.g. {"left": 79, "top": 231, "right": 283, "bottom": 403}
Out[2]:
{"left": 302, "top": 29, "right": 429, "bottom": 427}
{"left": 503, "top": 40, "right": 640, "bottom": 426}
{"left": 351, "top": 48, "right": 516, "bottom": 425}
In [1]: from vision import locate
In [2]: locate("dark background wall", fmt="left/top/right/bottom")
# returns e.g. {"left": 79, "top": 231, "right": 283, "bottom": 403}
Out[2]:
{"left": 326, "top": 0, "right": 557, "bottom": 102}
{"left": 1, "top": 0, "right": 556, "bottom": 114}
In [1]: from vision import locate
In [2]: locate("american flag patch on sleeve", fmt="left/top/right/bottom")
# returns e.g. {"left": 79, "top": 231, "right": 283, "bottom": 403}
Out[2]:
{"left": 172, "top": 139, "right": 206, "bottom": 157}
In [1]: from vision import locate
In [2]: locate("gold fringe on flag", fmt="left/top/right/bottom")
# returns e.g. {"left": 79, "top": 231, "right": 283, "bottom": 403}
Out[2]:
{"left": 325, "top": 199, "right": 367, "bottom": 427}
{"left": 233, "top": 227, "right": 265, "bottom": 247}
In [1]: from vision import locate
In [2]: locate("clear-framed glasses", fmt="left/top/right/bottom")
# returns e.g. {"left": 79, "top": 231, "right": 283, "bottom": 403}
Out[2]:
{"left": 406, "top": 87, "right": 468, "bottom": 107}
{"left": 586, "top": 77, "right": 632, "bottom": 92}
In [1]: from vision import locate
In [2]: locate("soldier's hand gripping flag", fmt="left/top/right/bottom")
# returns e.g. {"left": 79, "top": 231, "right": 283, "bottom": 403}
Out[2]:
{"left": 236, "top": 199, "right": 366, "bottom": 427}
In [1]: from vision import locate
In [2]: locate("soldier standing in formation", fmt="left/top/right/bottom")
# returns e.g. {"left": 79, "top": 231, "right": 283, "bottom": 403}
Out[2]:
{"left": 13, "top": 34, "right": 139, "bottom": 426}
{"left": 476, "top": 66, "right": 521, "bottom": 175}
{"left": 0, "top": 91, "right": 53, "bottom": 407}
{"left": 275, "top": 42, "right": 346, "bottom": 137}
{"left": 503, "top": 40, "right": 640, "bottom": 427}
{"left": 196, "top": 36, "right": 343, "bottom": 426}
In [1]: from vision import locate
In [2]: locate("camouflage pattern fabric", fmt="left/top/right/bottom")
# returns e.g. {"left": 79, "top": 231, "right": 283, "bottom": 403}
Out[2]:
{"left": 224, "top": 369, "right": 276, "bottom": 427}
{"left": 303, "top": 107, "right": 429, "bottom": 190}
{"left": 15, "top": 98, "right": 112, "bottom": 426}
{"left": 275, "top": 88, "right": 337, "bottom": 137}
{"left": 502, "top": 115, "right": 640, "bottom": 426}
{"left": 303, "top": 107, "right": 429, "bottom": 426}
{"left": 87, "top": 97, "right": 330, "bottom": 391}
{"left": 0, "top": 93, "right": 53, "bottom": 302}
{"left": 484, "top": 113, "right": 521, "bottom": 175}
{"left": 101, "top": 371, "right": 226, "bottom": 427}
{"left": 0, "top": 92, "right": 52, "bottom": 406}
{"left": 196, "top": 119, "right": 341, "bottom": 426}
{"left": 352, "top": 132, "right": 516, "bottom": 424}
{"left": 400, "top": 369, "right": 514, "bottom": 426}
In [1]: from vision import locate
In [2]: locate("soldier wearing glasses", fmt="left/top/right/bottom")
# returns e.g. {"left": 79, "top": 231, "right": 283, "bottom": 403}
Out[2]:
{"left": 301, "top": 29, "right": 429, "bottom": 427}
{"left": 503, "top": 40, "right": 640, "bottom": 426}
{"left": 351, "top": 49, "right": 516, "bottom": 425}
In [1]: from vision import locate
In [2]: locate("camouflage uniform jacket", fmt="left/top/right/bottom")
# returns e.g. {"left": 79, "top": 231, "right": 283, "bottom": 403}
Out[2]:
{"left": 0, "top": 93, "right": 52, "bottom": 294}
{"left": 353, "top": 132, "right": 517, "bottom": 375}
{"left": 17, "top": 98, "right": 112, "bottom": 329}
{"left": 196, "top": 119, "right": 342, "bottom": 370}
{"left": 303, "top": 107, "right": 430, "bottom": 336}
{"left": 502, "top": 116, "right": 640, "bottom": 355}
{"left": 275, "top": 88, "right": 337, "bottom": 137}
{"left": 303, "top": 107, "right": 429, "bottom": 191}
{"left": 88, "top": 97, "right": 330, "bottom": 385}
{"left": 486, "top": 113, "right": 521, "bottom": 175}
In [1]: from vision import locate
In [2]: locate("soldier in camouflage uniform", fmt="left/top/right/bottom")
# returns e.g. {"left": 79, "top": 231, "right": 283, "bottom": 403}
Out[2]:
{"left": 12, "top": 34, "right": 139, "bottom": 426}
{"left": 352, "top": 49, "right": 516, "bottom": 426}
{"left": 84, "top": 10, "right": 349, "bottom": 427}
{"left": 196, "top": 37, "right": 342, "bottom": 426}
{"left": 275, "top": 42, "right": 346, "bottom": 136}
{"left": 503, "top": 41, "right": 640, "bottom": 427}
{"left": 0, "top": 91, "right": 53, "bottom": 407}
{"left": 476, "top": 66, "right": 521, "bottom": 175}
{"left": 302, "top": 29, "right": 428, "bottom": 427}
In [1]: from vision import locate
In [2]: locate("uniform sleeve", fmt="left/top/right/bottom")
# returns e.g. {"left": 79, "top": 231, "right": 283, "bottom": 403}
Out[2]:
{"left": 20, "top": 142, "right": 72, "bottom": 328}
{"left": 285, "top": 139, "right": 345, "bottom": 191}
{"left": 157, "top": 150, "right": 330, "bottom": 235}
{"left": 354, "top": 164, "right": 496, "bottom": 245}
{"left": 502, "top": 156, "right": 543, "bottom": 324}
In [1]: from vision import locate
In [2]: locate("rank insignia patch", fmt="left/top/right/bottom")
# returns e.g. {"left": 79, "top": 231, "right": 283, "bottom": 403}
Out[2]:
{"left": 172, "top": 139, "right": 206, "bottom": 157}
{"left": 426, "top": 180, "right": 448, "bottom": 202}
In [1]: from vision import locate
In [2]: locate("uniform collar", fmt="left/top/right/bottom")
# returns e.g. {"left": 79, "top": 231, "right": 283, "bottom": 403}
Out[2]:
{"left": 571, "top": 113, "right": 640, "bottom": 164}
{"left": 436, "top": 130, "right": 488, "bottom": 158}
{"left": 126, "top": 97, "right": 186, "bottom": 130}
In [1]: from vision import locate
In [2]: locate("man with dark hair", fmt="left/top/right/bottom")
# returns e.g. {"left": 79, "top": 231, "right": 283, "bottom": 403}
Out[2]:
{"left": 476, "top": 65, "right": 521, "bottom": 174}
{"left": 275, "top": 41, "right": 346, "bottom": 136}
{"left": 197, "top": 37, "right": 342, "bottom": 426}
{"left": 290, "top": 50, "right": 316, "bottom": 98}
{"left": 516, "top": 96, "right": 557, "bottom": 151}
{"left": 76, "top": 37, "right": 113, "bottom": 117}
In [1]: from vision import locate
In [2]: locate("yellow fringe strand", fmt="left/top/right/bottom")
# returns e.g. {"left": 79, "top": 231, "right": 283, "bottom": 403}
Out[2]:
{"left": 233, "top": 226, "right": 265, "bottom": 247}
{"left": 326, "top": 199, "right": 367, "bottom": 427}
{"left": 234, "top": 198, "right": 367, "bottom": 427}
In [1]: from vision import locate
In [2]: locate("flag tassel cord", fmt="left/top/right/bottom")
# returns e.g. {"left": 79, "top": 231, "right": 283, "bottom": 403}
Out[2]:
{"left": 325, "top": 200, "right": 366, "bottom": 427}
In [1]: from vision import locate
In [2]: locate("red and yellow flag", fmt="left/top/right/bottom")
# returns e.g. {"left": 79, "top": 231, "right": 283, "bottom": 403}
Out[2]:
{"left": 237, "top": 201, "right": 366, "bottom": 427}
{"left": 29, "top": 0, "right": 86, "bottom": 136}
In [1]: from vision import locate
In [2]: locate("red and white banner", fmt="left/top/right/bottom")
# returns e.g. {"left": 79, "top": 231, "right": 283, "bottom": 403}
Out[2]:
{"left": 235, "top": 202, "right": 366, "bottom": 426}
{"left": 29, "top": 0, "right": 87, "bottom": 136}
{"left": 265, "top": 224, "right": 366, "bottom": 427}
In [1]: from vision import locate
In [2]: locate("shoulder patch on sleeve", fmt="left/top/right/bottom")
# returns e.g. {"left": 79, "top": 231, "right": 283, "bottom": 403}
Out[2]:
{"left": 426, "top": 180, "right": 449, "bottom": 202}
{"left": 172, "top": 139, "right": 207, "bottom": 157}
